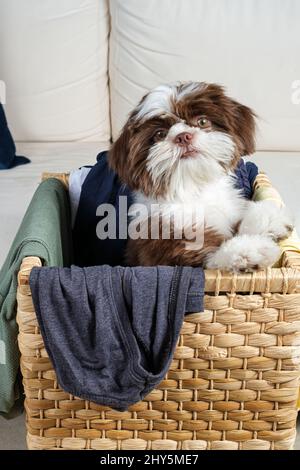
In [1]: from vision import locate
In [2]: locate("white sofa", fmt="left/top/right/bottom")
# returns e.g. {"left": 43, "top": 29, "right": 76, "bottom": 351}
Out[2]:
{"left": 0, "top": 0, "right": 300, "bottom": 266}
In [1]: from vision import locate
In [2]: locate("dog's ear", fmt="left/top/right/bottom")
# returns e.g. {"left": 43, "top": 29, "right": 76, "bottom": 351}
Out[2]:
{"left": 231, "top": 100, "right": 256, "bottom": 156}
{"left": 108, "top": 123, "right": 132, "bottom": 181}
{"left": 192, "top": 83, "right": 256, "bottom": 157}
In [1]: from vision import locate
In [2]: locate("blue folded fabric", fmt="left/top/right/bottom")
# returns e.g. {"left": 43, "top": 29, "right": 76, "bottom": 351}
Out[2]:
{"left": 0, "top": 103, "right": 30, "bottom": 170}
{"left": 235, "top": 158, "right": 258, "bottom": 199}
{"left": 73, "top": 152, "right": 133, "bottom": 266}
{"left": 30, "top": 264, "right": 204, "bottom": 410}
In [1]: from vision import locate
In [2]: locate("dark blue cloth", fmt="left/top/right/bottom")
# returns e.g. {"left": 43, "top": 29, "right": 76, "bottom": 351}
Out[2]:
{"left": 234, "top": 158, "right": 258, "bottom": 199}
{"left": 0, "top": 103, "right": 30, "bottom": 170}
{"left": 73, "top": 152, "right": 133, "bottom": 266}
{"left": 73, "top": 152, "right": 258, "bottom": 267}
{"left": 30, "top": 264, "right": 204, "bottom": 410}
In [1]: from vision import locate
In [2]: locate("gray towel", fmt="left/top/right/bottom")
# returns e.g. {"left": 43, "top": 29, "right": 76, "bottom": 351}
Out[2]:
{"left": 29, "top": 265, "right": 204, "bottom": 411}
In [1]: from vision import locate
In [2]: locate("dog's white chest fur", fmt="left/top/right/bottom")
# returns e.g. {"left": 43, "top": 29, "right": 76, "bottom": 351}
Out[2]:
{"left": 133, "top": 175, "right": 246, "bottom": 238}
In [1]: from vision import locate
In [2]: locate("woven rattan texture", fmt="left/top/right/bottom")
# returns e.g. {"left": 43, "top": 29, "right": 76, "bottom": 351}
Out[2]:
{"left": 17, "top": 253, "right": 300, "bottom": 450}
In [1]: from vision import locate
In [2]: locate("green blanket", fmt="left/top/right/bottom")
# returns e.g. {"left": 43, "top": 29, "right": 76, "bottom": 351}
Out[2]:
{"left": 0, "top": 178, "right": 72, "bottom": 413}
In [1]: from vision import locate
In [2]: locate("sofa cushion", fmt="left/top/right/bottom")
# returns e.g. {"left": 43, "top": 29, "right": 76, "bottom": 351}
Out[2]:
{"left": 0, "top": 141, "right": 107, "bottom": 268}
{"left": 109, "top": 0, "right": 300, "bottom": 151}
{"left": 0, "top": 0, "right": 110, "bottom": 142}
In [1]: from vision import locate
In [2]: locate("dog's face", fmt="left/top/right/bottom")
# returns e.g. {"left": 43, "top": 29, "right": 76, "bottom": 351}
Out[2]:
{"left": 109, "top": 82, "right": 256, "bottom": 198}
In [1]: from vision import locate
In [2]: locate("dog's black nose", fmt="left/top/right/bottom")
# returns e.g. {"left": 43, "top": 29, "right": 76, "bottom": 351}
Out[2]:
{"left": 174, "top": 132, "right": 193, "bottom": 146}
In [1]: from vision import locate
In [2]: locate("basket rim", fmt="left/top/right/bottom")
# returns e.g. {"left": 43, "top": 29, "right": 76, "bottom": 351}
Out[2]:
{"left": 18, "top": 255, "right": 300, "bottom": 295}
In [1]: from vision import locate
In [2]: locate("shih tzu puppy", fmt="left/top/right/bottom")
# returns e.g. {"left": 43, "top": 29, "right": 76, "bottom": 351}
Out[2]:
{"left": 109, "top": 82, "right": 293, "bottom": 271}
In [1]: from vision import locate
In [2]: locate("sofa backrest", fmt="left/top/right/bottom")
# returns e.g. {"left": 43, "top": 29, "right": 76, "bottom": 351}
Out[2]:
{"left": 0, "top": 0, "right": 110, "bottom": 142}
{"left": 1, "top": 0, "right": 300, "bottom": 151}
{"left": 109, "top": 0, "right": 300, "bottom": 151}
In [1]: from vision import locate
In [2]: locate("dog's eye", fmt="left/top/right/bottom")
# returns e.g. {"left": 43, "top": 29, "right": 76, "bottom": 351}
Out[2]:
{"left": 197, "top": 117, "right": 211, "bottom": 129}
{"left": 153, "top": 129, "right": 167, "bottom": 141}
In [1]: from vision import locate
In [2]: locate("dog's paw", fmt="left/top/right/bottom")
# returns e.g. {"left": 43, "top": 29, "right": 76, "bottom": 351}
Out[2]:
{"left": 239, "top": 200, "right": 294, "bottom": 242}
{"left": 205, "top": 234, "right": 280, "bottom": 272}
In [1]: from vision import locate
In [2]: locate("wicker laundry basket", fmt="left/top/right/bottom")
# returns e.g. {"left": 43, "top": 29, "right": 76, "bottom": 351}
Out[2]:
{"left": 16, "top": 173, "right": 300, "bottom": 451}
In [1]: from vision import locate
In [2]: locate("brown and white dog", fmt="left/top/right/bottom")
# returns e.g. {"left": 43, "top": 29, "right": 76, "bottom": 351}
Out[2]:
{"left": 109, "top": 82, "right": 293, "bottom": 271}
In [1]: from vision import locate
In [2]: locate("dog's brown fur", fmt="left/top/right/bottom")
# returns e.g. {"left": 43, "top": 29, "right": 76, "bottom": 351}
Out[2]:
{"left": 109, "top": 82, "right": 256, "bottom": 266}
{"left": 109, "top": 83, "right": 256, "bottom": 198}
{"left": 126, "top": 226, "right": 226, "bottom": 266}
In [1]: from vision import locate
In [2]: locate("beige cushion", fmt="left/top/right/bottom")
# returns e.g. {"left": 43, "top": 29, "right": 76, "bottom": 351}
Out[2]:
{"left": 109, "top": 0, "right": 300, "bottom": 151}
{"left": 0, "top": 141, "right": 106, "bottom": 268}
{"left": 0, "top": 0, "right": 110, "bottom": 142}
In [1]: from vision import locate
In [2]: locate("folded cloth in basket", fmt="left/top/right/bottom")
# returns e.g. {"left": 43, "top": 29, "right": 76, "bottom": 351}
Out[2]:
{"left": 72, "top": 151, "right": 133, "bottom": 267}
{"left": 71, "top": 152, "right": 258, "bottom": 267}
{"left": 29, "top": 264, "right": 204, "bottom": 411}
{"left": 0, "top": 178, "right": 72, "bottom": 413}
